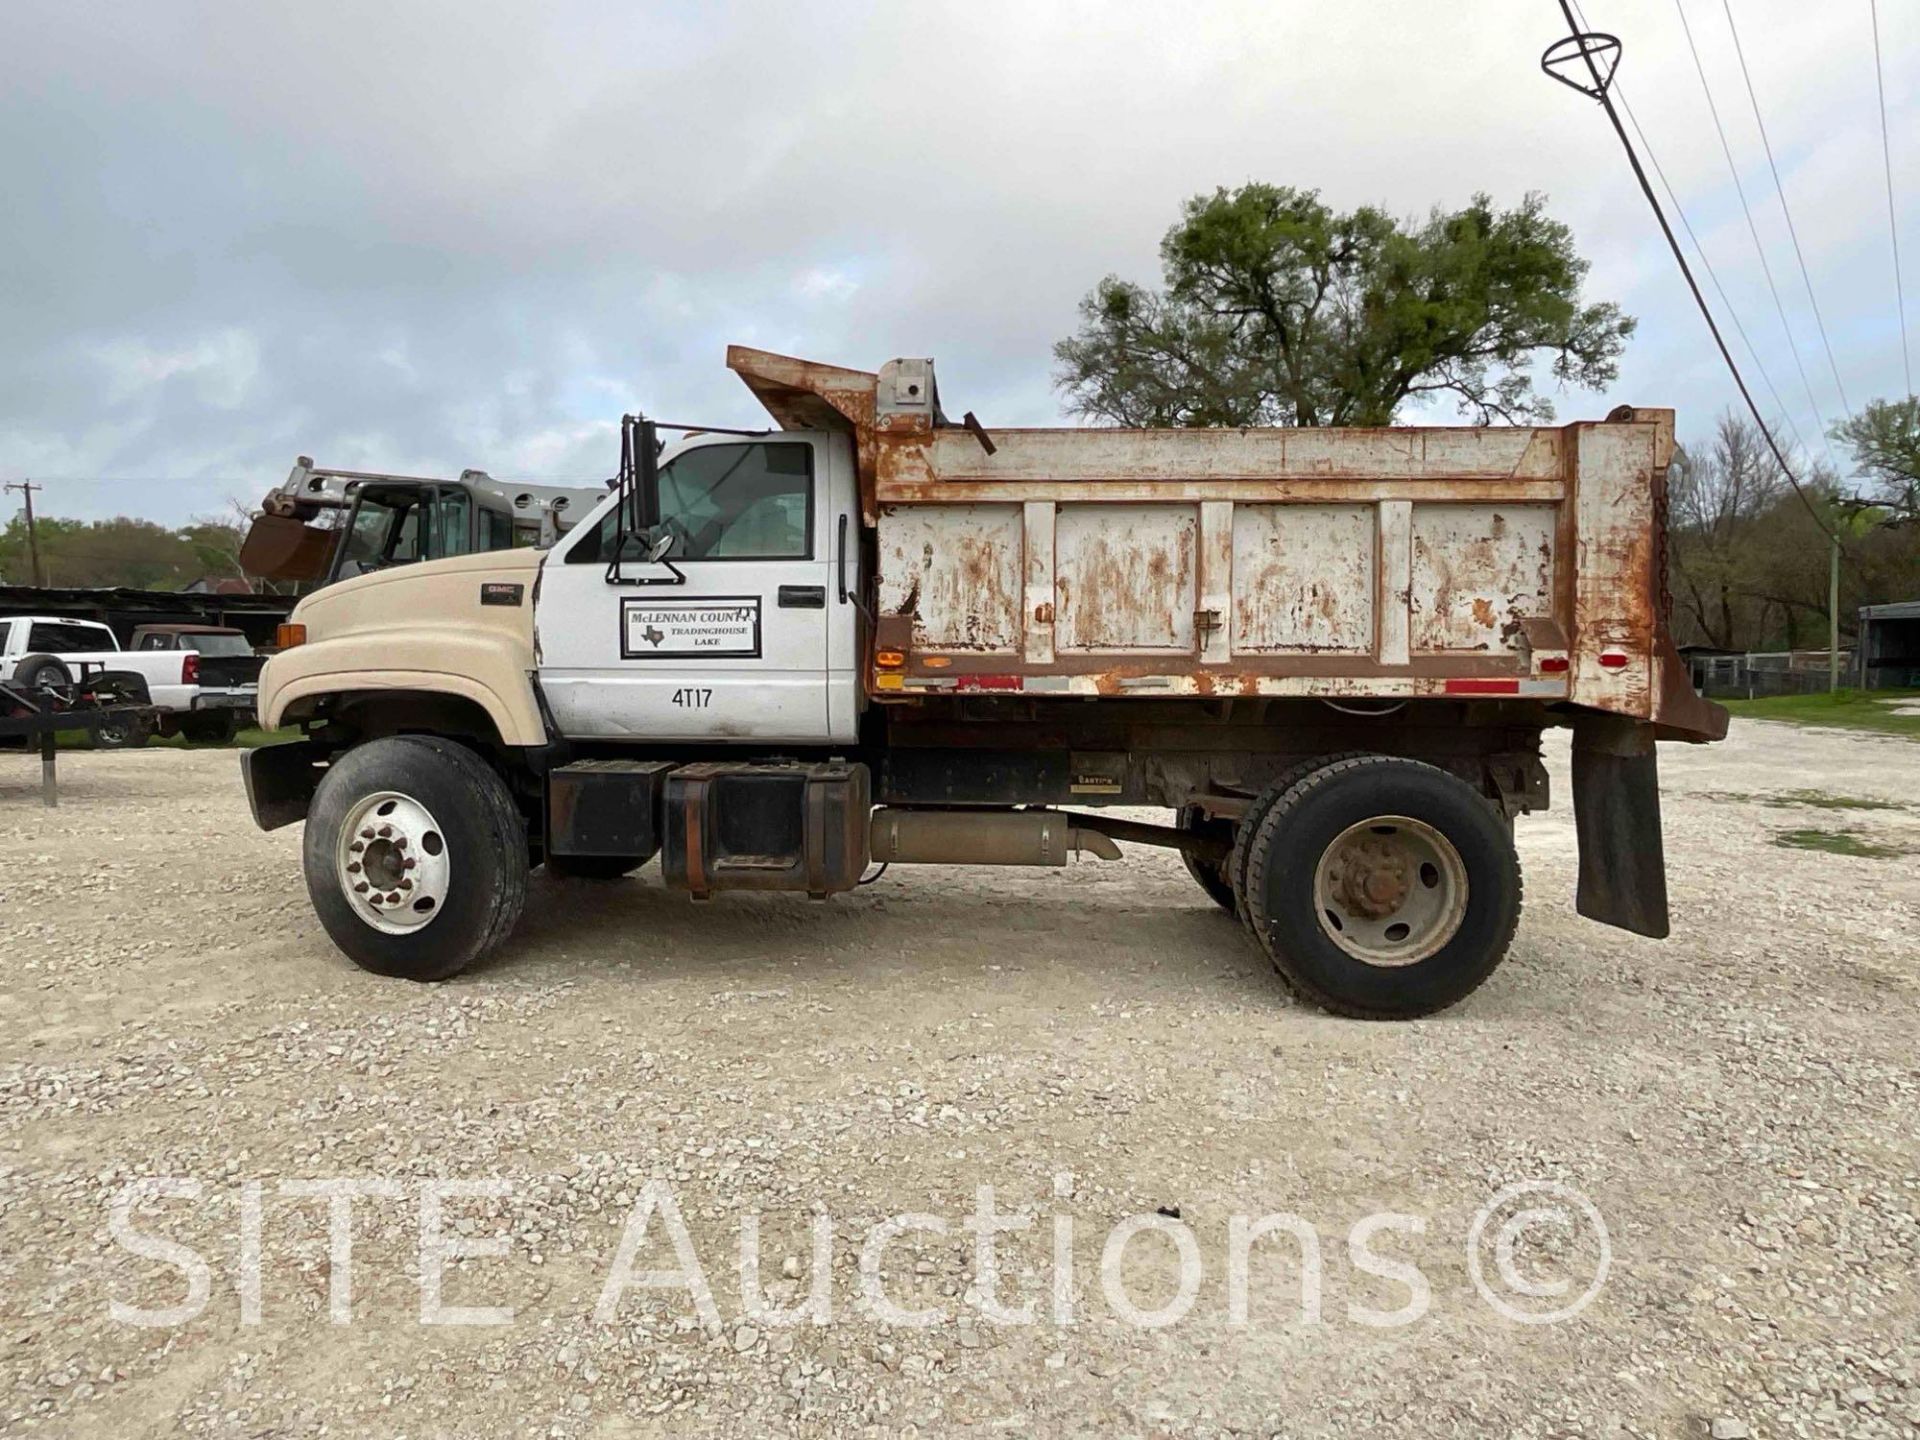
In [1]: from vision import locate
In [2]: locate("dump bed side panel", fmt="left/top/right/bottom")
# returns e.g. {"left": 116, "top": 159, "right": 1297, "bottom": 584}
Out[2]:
{"left": 868, "top": 421, "right": 1606, "bottom": 706}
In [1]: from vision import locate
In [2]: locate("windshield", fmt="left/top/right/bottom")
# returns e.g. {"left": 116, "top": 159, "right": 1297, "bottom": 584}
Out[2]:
{"left": 336, "top": 493, "right": 421, "bottom": 578}
{"left": 564, "top": 441, "right": 812, "bottom": 565}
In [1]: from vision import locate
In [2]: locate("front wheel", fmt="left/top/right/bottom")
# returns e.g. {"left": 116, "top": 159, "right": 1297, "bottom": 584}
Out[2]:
{"left": 1243, "top": 756, "right": 1521, "bottom": 1019}
{"left": 302, "top": 736, "right": 528, "bottom": 981}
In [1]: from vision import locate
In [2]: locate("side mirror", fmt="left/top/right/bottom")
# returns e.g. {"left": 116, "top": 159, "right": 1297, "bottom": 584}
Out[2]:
{"left": 644, "top": 530, "right": 676, "bottom": 564}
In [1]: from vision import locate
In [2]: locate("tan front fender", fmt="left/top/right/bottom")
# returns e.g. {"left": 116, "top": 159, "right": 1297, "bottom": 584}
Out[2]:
{"left": 257, "top": 550, "right": 549, "bottom": 747}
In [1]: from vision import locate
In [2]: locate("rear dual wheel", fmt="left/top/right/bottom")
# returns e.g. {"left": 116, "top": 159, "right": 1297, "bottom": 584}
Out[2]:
{"left": 1176, "top": 805, "right": 1236, "bottom": 911}
{"left": 1233, "top": 755, "right": 1522, "bottom": 1019}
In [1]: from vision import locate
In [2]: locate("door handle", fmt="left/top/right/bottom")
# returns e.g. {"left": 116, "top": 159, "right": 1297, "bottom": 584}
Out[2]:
{"left": 778, "top": 585, "right": 826, "bottom": 609}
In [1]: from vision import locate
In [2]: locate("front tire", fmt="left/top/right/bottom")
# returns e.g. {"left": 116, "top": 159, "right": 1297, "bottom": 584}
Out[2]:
{"left": 1244, "top": 756, "right": 1521, "bottom": 1019}
{"left": 303, "top": 736, "right": 528, "bottom": 981}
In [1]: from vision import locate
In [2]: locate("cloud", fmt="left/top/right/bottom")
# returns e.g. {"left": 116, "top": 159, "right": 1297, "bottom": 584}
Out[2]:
{"left": 0, "top": 0, "right": 1912, "bottom": 522}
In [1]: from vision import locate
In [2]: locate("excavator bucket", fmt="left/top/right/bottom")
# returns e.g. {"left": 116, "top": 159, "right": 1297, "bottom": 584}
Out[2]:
{"left": 239, "top": 513, "right": 334, "bottom": 583}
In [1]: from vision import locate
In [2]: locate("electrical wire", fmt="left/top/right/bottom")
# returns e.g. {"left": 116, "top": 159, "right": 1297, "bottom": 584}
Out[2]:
{"left": 1671, "top": 0, "right": 1835, "bottom": 457}
{"left": 1870, "top": 0, "right": 1913, "bottom": 397}
{"left": 1549, "top": 0, "right": 1849, "bottom": 555}
{"left": 1595, "top": 47, "right": 1814, "bottom": 457}
{"left": 1719, "top": 0, "right": 1852, "bottom": 418}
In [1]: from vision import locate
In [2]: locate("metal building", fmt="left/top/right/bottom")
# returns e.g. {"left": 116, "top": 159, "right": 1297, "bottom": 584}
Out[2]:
{"left": 1857, "top": 601, "right": 1920, "bottom": 690}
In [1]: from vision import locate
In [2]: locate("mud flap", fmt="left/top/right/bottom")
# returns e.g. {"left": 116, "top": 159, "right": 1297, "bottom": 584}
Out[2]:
{"left": 1572, "top": 716, "right": 1670, "bottom": 939}
{"left": 241, "top": 739, "right": 325, "bottom": 831}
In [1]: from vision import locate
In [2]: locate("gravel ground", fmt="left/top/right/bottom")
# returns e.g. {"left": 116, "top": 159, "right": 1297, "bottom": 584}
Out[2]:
{"left": 2, "top": 721, "right": 1916, "bottom": 1439}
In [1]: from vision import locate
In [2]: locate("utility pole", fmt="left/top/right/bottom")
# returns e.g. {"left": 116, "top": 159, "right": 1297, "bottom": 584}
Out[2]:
{"left": 3, "top": 480, "right": 46, "bottom": 587}
{"left": 1829, "top": 529, "right": 1841, "bottom": 693}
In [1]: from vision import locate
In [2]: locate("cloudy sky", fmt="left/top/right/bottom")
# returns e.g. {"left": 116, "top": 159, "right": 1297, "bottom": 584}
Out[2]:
{"left": 2, "top": 0, "right": 1913, "bottom": 525}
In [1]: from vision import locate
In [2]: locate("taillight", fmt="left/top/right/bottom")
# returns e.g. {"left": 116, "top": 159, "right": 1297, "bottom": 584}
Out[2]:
{"left": 1598, "top": 651, "right": 1630, "bottom": 671}
{"left": 183, "top": 653, "right": 199, "bottom": 684}
{"left": 1537, "top": 655, "right": 1571, "bottom": 674}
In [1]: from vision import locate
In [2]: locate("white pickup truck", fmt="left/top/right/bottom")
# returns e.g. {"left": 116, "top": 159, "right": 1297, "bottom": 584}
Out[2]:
{"left": 0, "top": 615, "right": 202, "bottom": 746}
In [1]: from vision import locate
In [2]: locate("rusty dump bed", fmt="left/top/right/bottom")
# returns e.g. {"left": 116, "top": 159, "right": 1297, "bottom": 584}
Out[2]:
{"left": 729, "top": 346, "right": 1726, "bottom": 743}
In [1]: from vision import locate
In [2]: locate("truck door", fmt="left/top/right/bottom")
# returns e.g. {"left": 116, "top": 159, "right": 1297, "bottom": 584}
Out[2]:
{"left": 535, "top": 432, "right": 858, "bottom": 743}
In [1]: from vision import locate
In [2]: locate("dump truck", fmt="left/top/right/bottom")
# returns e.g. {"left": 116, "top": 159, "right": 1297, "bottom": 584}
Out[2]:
{"left": 242, "top": 347, "right": 1727, "bottom": 1018}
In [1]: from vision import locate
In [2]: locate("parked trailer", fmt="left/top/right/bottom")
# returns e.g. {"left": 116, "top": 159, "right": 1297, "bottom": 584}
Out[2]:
{"left": 2, "top": 671, "right": 158, "bottom": 806}
{"left": 243, "top": 348, "right": 1726, "bottom": 1018}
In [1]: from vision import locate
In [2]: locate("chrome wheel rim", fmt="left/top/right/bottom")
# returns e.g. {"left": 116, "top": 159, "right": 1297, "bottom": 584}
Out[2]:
{"left": 1312, "top": 815, "right": 1468, "bottom": 967}
{"left": 335, "top": 790, "right": 450, "bottom": 934}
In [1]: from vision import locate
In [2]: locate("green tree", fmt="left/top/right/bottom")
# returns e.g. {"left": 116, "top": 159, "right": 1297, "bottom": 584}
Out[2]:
{"left": 1829, "top": 396, "right": 1920, "bottom": 519}
{"left": 1055, "top": 186, "right": 1634, "bottom": 428}
{"left": 0, "top": 511, "right": 253, "bottom": 589}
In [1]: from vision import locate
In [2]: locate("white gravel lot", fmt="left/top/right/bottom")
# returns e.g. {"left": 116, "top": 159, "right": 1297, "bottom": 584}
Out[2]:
{"left": 2, "top": 720, "right": 1917, "bottom": 1438}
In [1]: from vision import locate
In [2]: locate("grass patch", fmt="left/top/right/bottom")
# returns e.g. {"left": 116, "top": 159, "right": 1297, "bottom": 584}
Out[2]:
{"left": 1770, "top": 789, "right": 1904, "bottom": 811}
{"left": 1771, "top": 827, "right": 1911, "bottom": 859}
{"left": 1700, "top": 788, "right": 1907, "bottom": 811}
{"left": 1719, "top": 688, "right": 1920, "bottom": 739}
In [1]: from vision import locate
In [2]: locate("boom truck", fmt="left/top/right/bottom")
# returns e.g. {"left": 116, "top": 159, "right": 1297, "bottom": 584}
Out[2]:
{"left": 238, "top": 457, "right": 603, "bottom": 590}
{"left": 243, "top": 347, "right": 1727, "bottom": 1018}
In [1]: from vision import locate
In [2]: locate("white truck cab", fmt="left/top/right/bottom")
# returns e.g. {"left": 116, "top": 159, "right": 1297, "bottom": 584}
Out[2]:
{"left": 535, "top": 430, "right": 862, "bottom": 744}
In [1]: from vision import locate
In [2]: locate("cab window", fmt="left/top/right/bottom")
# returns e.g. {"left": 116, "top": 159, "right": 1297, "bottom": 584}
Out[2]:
{"left": 427, "top": 488, "right": 473, "bottom": 560}
{"left": 568, "top": 442, "right": 812, "bottom": 564}
{"left": 28, "top": 621, "right": 115, "bottom": 651}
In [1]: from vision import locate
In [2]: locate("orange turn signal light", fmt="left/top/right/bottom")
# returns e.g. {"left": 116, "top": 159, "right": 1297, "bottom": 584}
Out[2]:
{"left": 875, "top": 649, "right": 907, "bottom": 668}
{"left": 275, "top": 623, "right": 307, "bottom": 649}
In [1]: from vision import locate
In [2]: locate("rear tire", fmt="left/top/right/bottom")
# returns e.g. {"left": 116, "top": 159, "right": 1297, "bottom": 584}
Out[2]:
{"left": 543, "top": 853, "right": 646, "bottom": 881}
{"left": 181, "top": 711, "right": 239, "bottom": 745}
{"left": 303, "top": 736, "right": 528, "bottom": 981}
{"left": 91, "top": 713, "right": 152, "bottom": 749}
{"left": 1176, "top": 805, "right": 1236, "bottom": 911}
{"left": 1244, "top": 755, "right": 1521, "bottom": 1019}
{"left": 1227, "top": 752, "right": 1370, "bottom": 941}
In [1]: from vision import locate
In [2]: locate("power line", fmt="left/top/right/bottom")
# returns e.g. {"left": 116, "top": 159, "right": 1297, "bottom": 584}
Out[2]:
{"left": 1569, "top": 0, "right": 1811, "bottom": 455}
{"left": 1602, "top": 63, "right": 1813, "bottom": 456}
{"left": 1671, "top": 0, "right": 1835, "bottom": 457}
{"left": 1719, "top": 0, "right": 1851, "bottom": 419}
{"left": 1870, "top": 0, "right": 1913, "bottom": 397}
{"left": 1544, "top": 1, "right": 1849, "bottom": 556}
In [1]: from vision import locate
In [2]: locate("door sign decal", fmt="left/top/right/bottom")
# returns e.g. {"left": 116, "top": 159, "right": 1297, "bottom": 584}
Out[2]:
{"left": 619, "top": 597, "right": 762, "bottom": 660}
